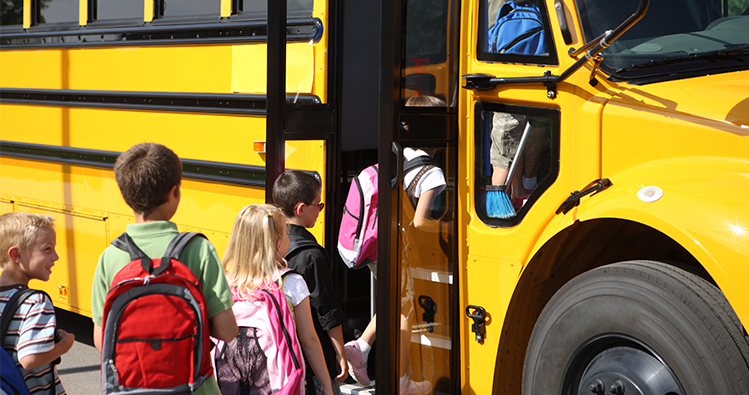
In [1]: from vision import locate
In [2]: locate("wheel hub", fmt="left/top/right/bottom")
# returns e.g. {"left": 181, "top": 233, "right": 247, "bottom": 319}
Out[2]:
{"left": 577, "top": 346, "right": 681, "bottom": 395}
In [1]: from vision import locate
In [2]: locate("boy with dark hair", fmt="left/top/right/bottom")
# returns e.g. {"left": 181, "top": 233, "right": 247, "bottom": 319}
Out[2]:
{"left": 0, "top": 212, "right": 75, "bottom": 395}
{"left": 273, "top": 170, "right": 348, "bottom": 395}
{"left": 91, "top": 143, "right": 238, "bottom": 395}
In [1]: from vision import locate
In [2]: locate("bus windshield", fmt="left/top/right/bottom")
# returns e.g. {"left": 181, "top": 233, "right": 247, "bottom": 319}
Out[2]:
{"left": 576, "top": 0, "right": 749, "bottom": 82}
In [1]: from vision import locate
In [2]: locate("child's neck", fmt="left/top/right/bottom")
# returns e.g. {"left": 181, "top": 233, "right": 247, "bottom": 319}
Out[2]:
{"left": 0, "top": 270, "right": 29, "bottom": 288}
{"left": 134, "top": 207, "right": 174, "bottom": 223}
{"left": 286, "top": 217, "right": 305, "bottom": 227}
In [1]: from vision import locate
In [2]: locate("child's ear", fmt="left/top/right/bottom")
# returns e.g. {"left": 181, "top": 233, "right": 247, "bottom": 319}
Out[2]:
{"left": 7, "top": 246, "right": 22, "bottom": 264}
{"left": 293, "top": 202, "right": 305, "bottom": 217}
{"left": 170, "top": 184, "right": 181, "bottom": 201}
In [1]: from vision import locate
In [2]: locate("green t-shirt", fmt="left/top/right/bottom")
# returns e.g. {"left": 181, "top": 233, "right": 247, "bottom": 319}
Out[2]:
{"left": 91, "top": 221, "right": 233, "bottom": 395}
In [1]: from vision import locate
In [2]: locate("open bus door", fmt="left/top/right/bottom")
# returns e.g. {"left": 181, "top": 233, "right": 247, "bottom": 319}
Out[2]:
{"left": 378, "top": 0, "right": 460, "bottom": 393}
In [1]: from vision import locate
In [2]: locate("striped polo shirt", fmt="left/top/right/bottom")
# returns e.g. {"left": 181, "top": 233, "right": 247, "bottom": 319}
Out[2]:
{"left": 0, "top": 286, "right": 66, "bottom": 395}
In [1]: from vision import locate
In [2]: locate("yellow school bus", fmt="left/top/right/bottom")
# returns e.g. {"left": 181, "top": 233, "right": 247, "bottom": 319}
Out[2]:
{"left": 0, "top": 0, "right": 332, "bottom": 316}
{"left": 2, "top": 0, "right": 749, "bottom": 393}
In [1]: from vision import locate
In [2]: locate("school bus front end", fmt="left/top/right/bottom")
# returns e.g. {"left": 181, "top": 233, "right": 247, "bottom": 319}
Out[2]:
{"left": 459, "top": 0, "right": 749, "bottom": 393}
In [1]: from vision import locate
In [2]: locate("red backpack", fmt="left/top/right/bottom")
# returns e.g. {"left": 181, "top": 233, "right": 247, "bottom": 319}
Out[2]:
{"left": 101, "top": 232, "right": 213, "bottom": 394}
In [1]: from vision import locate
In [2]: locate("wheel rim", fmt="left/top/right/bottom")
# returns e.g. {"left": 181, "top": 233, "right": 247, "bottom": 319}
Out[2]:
{"left": 564, "top": 334, "right": 686, "bottom": 395}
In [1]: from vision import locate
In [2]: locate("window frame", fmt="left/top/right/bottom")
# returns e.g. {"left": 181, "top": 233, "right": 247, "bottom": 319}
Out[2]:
{"left": 473, "top": 101, "right": 560, "bottom": 227}
{"left": 476, "top": 0, "right": 559, "bottom": 66}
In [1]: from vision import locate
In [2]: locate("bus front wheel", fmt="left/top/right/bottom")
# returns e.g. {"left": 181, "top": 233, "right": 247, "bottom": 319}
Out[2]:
{"left": 522, "top": 260, "right": 749, "bottom": 395}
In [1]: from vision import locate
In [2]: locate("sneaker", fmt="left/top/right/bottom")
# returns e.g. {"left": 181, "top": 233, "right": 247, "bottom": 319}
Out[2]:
{"left": 400, "top": 379, "right": 433, "bottom": 395}
{"left": 344, "top": 340, "right": 371, "bottom": 386}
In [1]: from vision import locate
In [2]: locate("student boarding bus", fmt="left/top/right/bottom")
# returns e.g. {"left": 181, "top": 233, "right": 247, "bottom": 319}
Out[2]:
{"left": 1, "top": 0, "right": 748, "bottom": 394}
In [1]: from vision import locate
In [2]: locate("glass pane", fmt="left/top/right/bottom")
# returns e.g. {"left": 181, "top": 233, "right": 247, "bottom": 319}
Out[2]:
{"left": 235, "top": 0, "right": 314, "bottom": 16}
{"left": 475, "top": 103, "right": 559, "bottom": 226}
{"left": 477, "top": 0, "right": 557, "bottom": 64}
{"left": 398, "top": 143, "right": 455, "bottom": 395}
{"left": 96, "top": 0, "right": 142, "bottom": 21}
{"left": 39, "top": 0, "right": 78, "bottom": 24}
{"left": 160, "top": 0, "right": 219, "bottom": 18}
{"left": 576, "top": 0, "right": 749, "bottom": 76}
{"left": 402, "top": 0, "right": 459, "bottom": 106}
{"left": 1, "top": 0, "right": 24, "bottom": 25}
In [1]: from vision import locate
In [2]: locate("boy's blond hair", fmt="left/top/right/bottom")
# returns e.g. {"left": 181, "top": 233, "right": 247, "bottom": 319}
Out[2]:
{"left": 0, "top": 212, "right": 55, "bottom": 268}
{"left": 222, "top": 204, "right": 288, "bottom": 298}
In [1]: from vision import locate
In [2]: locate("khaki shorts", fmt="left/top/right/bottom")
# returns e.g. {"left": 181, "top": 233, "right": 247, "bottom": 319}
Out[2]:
{"left": 490, "top": 112, "right": 526, "bottom": 169}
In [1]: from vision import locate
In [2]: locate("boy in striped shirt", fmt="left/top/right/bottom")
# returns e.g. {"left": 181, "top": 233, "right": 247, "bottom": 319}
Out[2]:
{"left": 0, "top": 212, "right": 75, "bottom": 394}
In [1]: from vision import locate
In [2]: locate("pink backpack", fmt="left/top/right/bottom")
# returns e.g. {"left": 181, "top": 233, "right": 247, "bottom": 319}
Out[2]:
{"left": 213, "top": 270, "right": 304, "bottom": 395}
{"left": 338, "top": 164, "right": 378, "bottom": 269}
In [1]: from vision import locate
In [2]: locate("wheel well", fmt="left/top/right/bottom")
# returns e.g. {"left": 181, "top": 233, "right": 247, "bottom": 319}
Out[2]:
{"left": 491, "top": 218, "right": 707, "bottom": 395}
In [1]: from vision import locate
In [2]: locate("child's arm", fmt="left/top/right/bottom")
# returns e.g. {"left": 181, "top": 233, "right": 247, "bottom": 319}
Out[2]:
{"left": 19, "top": 329, "right": 75, "bottom": 370}
{"left": 413, "top": 187, "right": 439, "bottom": 229}
{"left": 295, "top": 297, "right": 334, "bottom": 395}
{"left": 209, "top": 308, "right": 238, "bottom": 343}
{"left": 327, "top": 325, "right": 348, "bottom": 382}
{"left": 93, "top": 324, "right": 102, "bottom": 351}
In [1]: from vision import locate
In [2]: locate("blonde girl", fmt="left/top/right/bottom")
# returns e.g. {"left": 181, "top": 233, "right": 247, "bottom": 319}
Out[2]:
{"left": 221, "top": 204, "right": 334, "bottom": 395}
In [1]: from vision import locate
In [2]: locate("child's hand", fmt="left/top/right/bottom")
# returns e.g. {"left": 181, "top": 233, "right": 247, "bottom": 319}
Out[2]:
{"left": 55, "top": 329, "right": 75, "bottom": 354}
{"left": 334, "top": 353, "right": 348, "bottom": 382}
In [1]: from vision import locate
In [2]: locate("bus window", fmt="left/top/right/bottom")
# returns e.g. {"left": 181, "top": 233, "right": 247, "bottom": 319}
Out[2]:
{"left": 475, "top": 102, "right": 559, "bottom": 226}
{"left": 154, "top": 0, "right": 220, "bottom": 19}
{"left": 1, "top": 0, "right": 23, "bottom": 26}
{"left": 95, "top": 0, "right": 143, "bottom": 22}
{"left": 477, "top": 0, "right": 558, "bottom": 65}
{"left": 232, "top": 0, "right": 314, "bottom": 17}
{"left": 38, "top": 0, "right": 78, "bottom": 25}
{"left": 402, "top": 0, "right": 459, "bottom": 106}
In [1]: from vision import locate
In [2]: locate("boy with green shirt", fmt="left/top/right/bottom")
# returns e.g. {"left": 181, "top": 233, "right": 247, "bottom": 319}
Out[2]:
{"left": 91, "top": 143, "right": 238, "bottom": 395}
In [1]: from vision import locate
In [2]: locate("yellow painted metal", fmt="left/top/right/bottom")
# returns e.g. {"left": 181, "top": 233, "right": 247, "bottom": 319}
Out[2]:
{"left": 285, "top": 140, "right": 328, "bottom": 247}
{"left": 144, "top": 0, "right": 152, "bottom": 23}
{"left": 221, "top": 0, "right": 232, "bottom": 18}
{"left": 22, "top": 0, "right": 30, "bottom": 28}
{"left": 78, "top": 0, "right": 87, "bottom": 26}
{"left": 0, "top": 44, "right": 316, "bottom": 95}
{"left": 458, "top": 0, "right": 749, "bottom": 393}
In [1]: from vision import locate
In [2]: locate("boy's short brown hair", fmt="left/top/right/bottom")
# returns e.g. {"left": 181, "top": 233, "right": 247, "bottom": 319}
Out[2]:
{"left": 272, "top": 170, "right": 322, "bottom": 218}
{"left": 0, "top": 212, "right": 55, "bottom": 269}
{"left": 114, "top": 143, "right": 182, "bottom": 217}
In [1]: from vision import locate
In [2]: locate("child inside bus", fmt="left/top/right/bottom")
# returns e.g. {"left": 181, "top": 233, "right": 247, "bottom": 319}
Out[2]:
{"left": 220, "top": 204, "right": 335, "bottom": 395}
{"left": 344, "top": 95, "right": 446, "bottom": 395}
{"left": 273, "top": 170, "right": 348, "bottom": 395}
{"left": 90, "top": 143, "right": 238, "bottom": 395}
{"left": 0, "top": 212, "right": 75, "bottom": 395}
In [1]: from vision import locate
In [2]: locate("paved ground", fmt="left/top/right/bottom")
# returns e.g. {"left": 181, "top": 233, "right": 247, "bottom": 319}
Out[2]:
{"left": 55, "top": 308, "right": 101, "bottom": 394}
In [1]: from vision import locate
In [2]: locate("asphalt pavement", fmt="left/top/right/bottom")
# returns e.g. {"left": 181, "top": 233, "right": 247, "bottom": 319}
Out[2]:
{"left": 55, "top": 308, "right": 101, "bottom": 394}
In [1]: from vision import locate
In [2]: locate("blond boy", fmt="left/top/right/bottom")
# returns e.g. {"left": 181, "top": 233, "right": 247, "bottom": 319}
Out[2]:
{"left": 0, "top": 212, "right": 75, "bottom": 395}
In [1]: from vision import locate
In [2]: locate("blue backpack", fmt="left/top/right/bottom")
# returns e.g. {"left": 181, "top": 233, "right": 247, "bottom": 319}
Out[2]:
{"left": 488, "top": 1, "right": 547, "bottom": 55}
{"left": 1, "top": 288, "right": 43, "bottom": 395}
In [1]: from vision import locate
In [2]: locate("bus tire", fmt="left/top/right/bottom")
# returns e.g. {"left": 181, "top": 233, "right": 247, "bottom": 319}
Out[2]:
{"left": 522, "top": 260, "right": 749, "bottom": 395}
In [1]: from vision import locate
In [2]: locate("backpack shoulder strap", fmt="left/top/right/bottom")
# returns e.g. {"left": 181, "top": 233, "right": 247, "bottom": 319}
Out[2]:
{"left": 404, "top": 155, "right": 439, "bottom": 176}
{"left": 406, "top": 164, "right": 436, "bottom": 208}
{"left": 163, "top": 232, "right": 206, "bottom": 261}
{"left": 155, "top": 232, "right": 206, "bottom": 276}
{"left": 286, "top": 237, "right": 323, "bottom": 259}
{"left": 111, "top": 233, "right": 149, "bottom": 261}
{"left": 259, "top": 288, "right": 301, "bottom": 370}
{"left": 0, "top": 288, "right": 47, "bottom": 344}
